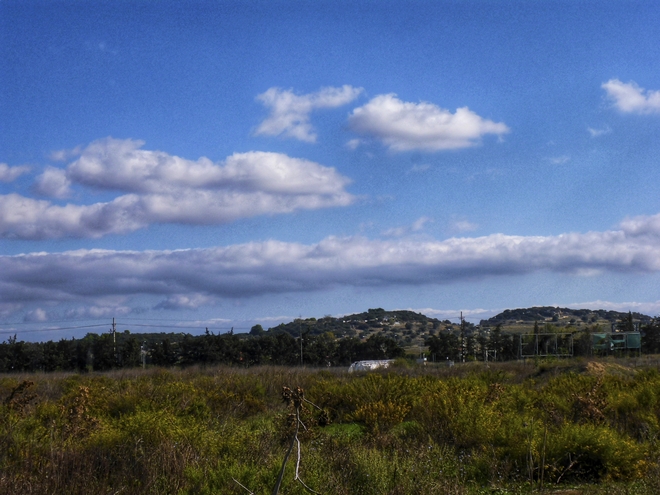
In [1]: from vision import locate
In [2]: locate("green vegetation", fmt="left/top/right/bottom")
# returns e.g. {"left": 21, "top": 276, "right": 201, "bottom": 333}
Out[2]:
{"left": 2, "top": 359, "right": 660, "bottom": 494}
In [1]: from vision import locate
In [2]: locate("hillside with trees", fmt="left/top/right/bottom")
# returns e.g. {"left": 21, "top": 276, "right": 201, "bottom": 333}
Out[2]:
{"left": 481, "top": 306, "right": 652, "bottom": 329}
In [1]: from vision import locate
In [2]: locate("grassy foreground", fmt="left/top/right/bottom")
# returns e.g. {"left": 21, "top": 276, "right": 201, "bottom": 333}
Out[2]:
{"left": 2, "top": 358, "right": 660, "bottom": 494}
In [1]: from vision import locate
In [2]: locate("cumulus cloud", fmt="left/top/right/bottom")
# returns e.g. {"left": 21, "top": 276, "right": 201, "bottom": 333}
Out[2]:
{"left": 619, "top": 212, "right": 660, "bottom": 237}
{"left": 3, "top": 214, "right": 660, "bottom": 308}
{"left": 0, "top": 138, "right": 354, "bottom": 239}
{"left": 0, "top": 163, "right": 30, "bottom": 182}
{"left": 34, "top": 167, "right": 72, "bottom": 198}
{"left": 255, "top": 85, "right": 363, "bottom": 142}
{"left": 602, "top": 79, "right": 660, "bottom": 114}
{"left": 348, "top": 94, "right": 509, "bottom": 151}
{"left": 49, "top": 145, "right": 83, "bottom": 162}
{"left": 24, "top": 308, "right": 48, "bottom": 323}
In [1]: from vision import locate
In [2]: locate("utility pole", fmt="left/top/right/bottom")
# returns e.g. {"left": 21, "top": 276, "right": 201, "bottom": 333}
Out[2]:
{"left": 460, "top": 311, "right": 466, "bottom": 363}
{"left": 299, "top": 315, "right": 303, "bottom": 366}
{"left": 112, "top": 317, "right": 117, "bottom": 365}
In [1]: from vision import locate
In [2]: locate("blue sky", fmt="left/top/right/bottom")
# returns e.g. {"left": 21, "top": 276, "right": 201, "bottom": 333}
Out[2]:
{"left": 2, "top": 1, "right": 660, "bottom": 340}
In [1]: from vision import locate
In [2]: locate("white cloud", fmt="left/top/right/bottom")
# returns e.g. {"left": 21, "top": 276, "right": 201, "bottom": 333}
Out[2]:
{"left": 602, "top": 79, "right": 660, "bottom": 114}
{"left": 587, "top": 125, "right": 612, "bottom": 138}
{"left": 63, "top": 305, "right": 132, "bottom": 319}
{"left": 0, "top": 138, "right": 354, "bottom": 239}
{"left": 24, "top": 308, "right": 48, "bottom": 323}
{"left": 155, "top": 293, "right": 214, "bottom": 310}
{"left": 0, "top": 163, "right": 30, "bottom": 182}
{"left": 411, "top": 216, "right": 432, "bottom": 231}
{"left": 3, "top": 214, "right": 660, "bottom": 308}
{"left": 548, "top": 155, "right": 570, "bottom": 165}
{"left": 34, "top": 167, "right": 72, "bottom": 198}
{"left": 619, "top": 212, "right": 660, "bottom": 237}
{"left": 451, "top": 220, "right": 478, "bottom": 233}
{"left": 348, "top": 94, "right": 509, "bottom": 151}
{"left": 382, "top": 216, "right": 432, "bottom": 237}
{"left": 49, "top": 145, "right": 83, "bottom": 162}
{"left": 68, "top": 138, "right": 350, "bottom": 195}
{"left": 255, "top": 85, "right": 363, "bottom": 142}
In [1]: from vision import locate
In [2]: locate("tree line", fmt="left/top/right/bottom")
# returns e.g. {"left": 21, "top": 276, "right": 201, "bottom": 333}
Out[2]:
{"left": 426, "top": 316, "right": 660, "bottom": 362}
{"left": 1, "top": 315, "right": 659, "bottom": 373}
{"left": 0, "top": 329, "right": 405, "bottom": 373}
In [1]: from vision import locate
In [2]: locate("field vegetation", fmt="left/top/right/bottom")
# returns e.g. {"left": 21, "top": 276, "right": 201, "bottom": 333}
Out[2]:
{"left": 2, "top": 357, "right": 660, "bottom": 494}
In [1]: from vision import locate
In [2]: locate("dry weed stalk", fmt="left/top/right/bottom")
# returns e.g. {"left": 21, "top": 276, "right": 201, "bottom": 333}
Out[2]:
{"left": 233, "top": 386, "right": 323, "bottom": 495}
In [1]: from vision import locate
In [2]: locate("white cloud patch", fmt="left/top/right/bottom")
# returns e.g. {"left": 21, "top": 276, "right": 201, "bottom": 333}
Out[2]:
{"left": 602, "top": 79, "right": 660, "bottom": 114}
{"left": 255, "top": 85, "right": 363, "bottom": 142}
{"left": 3, "top": 214, "right": 660, "bottom": 309}
{"left": 382, "top": 216, "right": 432, "bottom": 237}
{"left": 0, "top": 163, "right": 31, "bottom": 182}
{"left": 0, "top": 138, "right": 354, "bottom": 239}
{"left": 588, "top": 125, "right": 612, "bottom": 138}
{"left": 49, "top": 145, "right": 83, "bottom": 162}
{"left": 34, "top": 167, "right": 72, "bottom": 198}
{"left": 348, "top": 94, "right": 510, "bottom": 151}
{"left": 155, "top": 293, "right": 214, "bottom": 310}
{"left": 63, "top": 305, "right": 132, "bottom": 319}
{"left": 619, "top": 212, "right": 660, "bottom": 237}
{"left": 451, "top": 220, "right": 478, "bottom": 233}
{"left": 24, "top": 308, "right": 48, "bottom": 323}
{"left": 548, "top": 155, "right": 570, "bottom": 165}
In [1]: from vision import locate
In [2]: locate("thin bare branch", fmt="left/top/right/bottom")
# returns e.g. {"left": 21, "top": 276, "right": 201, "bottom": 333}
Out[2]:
{"left": 296, "top": 476, "right": 321, "bottom": 494}
{"left": 303, "top": 397, "right": 323, "bottom": 411}
{"left": 295, "top": 436, "right": 302, "bottom": 479}
{"left": 232, "top": 478, "right": 255, "bottom": 495}
{"left": 271, "top": 405, "right": 300, "bottom": 495}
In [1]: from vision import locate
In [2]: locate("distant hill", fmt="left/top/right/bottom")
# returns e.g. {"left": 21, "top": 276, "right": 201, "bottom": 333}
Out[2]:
{"left": 260, "top": 305, "right": 658, "bottom": 349}
{"left": 267, "top": 308, "right": 447, "bottom": 344}
{"left": 480, "top": 306, "right": 653, "bottom": 327}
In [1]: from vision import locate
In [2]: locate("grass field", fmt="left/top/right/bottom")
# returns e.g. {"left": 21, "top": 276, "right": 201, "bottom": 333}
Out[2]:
{"left": 2, "top": 357, "right": 660, "bottom": 494}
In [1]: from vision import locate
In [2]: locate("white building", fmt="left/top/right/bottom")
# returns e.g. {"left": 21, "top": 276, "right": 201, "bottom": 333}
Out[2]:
{"left": 348, "top": 360, "right": 394, "bottom": 372}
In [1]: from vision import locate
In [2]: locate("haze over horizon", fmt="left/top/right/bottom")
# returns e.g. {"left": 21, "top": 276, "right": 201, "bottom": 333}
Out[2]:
{"left": 2, "top": 1, "right": 660, "bottom": 342}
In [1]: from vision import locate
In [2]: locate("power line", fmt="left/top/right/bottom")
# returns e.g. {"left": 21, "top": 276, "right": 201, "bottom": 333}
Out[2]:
{"left": 117, "top": 323, "right": 248, "bottom": 330}
{"left": 0, "top": 323, "right": 109, "bottom": 334}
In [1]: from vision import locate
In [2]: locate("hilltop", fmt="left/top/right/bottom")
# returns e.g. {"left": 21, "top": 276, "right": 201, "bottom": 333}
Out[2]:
{"left": 266, "top": 308, "right": 468, "bottom": 348}
{"left": 480, "top": 306, "right": 652, "bottom": 330}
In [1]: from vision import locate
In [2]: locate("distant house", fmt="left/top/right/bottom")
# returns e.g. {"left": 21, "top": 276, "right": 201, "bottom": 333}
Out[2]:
{"left": 348, "top": 360, "right": 393, "bottom": 372}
